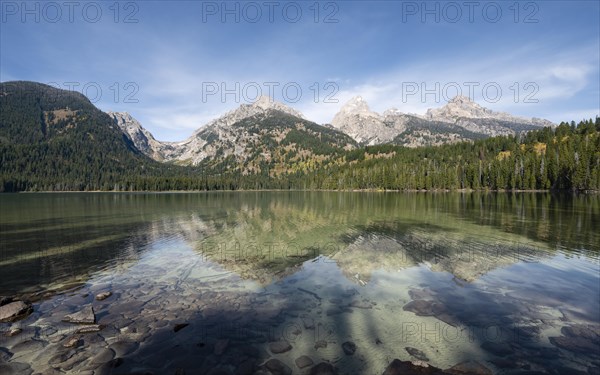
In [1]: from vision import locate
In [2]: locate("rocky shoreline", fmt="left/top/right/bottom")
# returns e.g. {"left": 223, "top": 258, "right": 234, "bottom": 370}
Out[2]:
{"left": 1, "top": 277, "right": 599, "bottom": 375}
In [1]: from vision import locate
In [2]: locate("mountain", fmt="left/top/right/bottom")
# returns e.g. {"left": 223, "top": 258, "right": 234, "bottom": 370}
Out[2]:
{"left": 330, "top": 95, "right": 555, "bottom": 147}
{"left": 0, "top": 81, "right": 187, "bottom": 191}
{"left": 114, "top": 97, "right": 356, "bottom": 172}
{"left": 111, "top": 95, "right": 555, "bottom": 166}
{"left": 330, "top": 96, "right": 408, "bottom": 145}
{"left": 108, "top": 112, "right": 176, "bottom": 161}
{"left": 164, "top": 95, "right": 308, "bottom": 165}
{"left": 4, "top": 80, "right": 595, "bottom": 193}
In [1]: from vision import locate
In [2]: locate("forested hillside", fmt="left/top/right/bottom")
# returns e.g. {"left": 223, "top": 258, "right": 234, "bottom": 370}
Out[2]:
{"left": 293, "top": 119, "right": 600, "bottom": 191}
{"left": 0, "top": 81, "right": 195, "bottom": 191}
{"left": 1, "top": 82, "right": 599, "bottom": 192}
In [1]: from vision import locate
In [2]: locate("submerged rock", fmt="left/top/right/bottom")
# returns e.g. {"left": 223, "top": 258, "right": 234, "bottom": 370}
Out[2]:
{"left": 95, "top": 291, "right": 112, "bottom": 301}
{"left": 11, "top": 339, "right": 47, "bottom": 353}
{"left": 309, "top": 362, "right": 338, "bottom": 375}
{"left": 108, "top": 341, "right": 139, "bottom": 357}
{"left": 76, "top": 324, "right": 101, "bottom": 333}
{"left": 295, "top": 355, "right": 313, "bottom": 369}
{"left": 6, "top": 327, "right": 22, "bottom": 337}
{"left": 63, "top": 305, "right": 95, "bottom": 324}
{"left": 549, "top": 324, "right": 600, "bottom": 355}
{"left": 409, "top": 288, "right": 435, "bottom": 300}
{"left": 405, "top": 347, "right": 429, "bottom": 361}
{"left": 550, "top": 335, "right": 600, "bottom": 354}
{"left": 302, "top": 317, "right": 315, "bottom": 329}
{"left": 269, "top": 340, "right": 292, "bottom": 354}
{"left": 63, "top": 336, "right": 81, "bottom": 348}
{"left": 445, "top": 360, "right": 493, "bottom": 374}
{"left": 90, "top": 348, "right": 115, "bottom": 364}
{"left": 173, "top": 323, "right": 189, "bottom": 332}
{"left": 403, "top": 300, "right": 442, "bottom": 316}
{"left": 0, "top": 347, "right": 12, "bottom": 362}
{"left": 382, "top": 359, "right": 446, "bottom": 374}
{"left": 0, "top": 362, "right": 33, "bottom": 375}
{"left": 0, "top": 301, "right": 33, "bottom": 322}
{"left": 342, "top": 341, "right": 356, "bottom": 355}
{"left": 314, "top": 340, "right": 328, "bottom": 349}
{"left": 480, "top": 341, "right": 513, "bottom": 357}
{"left": 264, "top": 358, "right": 292, "bottom": 375}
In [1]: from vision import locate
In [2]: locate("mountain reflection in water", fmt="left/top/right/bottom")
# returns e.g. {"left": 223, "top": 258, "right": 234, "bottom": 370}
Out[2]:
{"left": 0, "top": 192, "right": 598, "bottom": 374}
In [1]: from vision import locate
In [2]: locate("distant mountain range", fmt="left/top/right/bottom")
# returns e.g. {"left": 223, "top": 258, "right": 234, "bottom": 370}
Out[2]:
{"left": 109, "top": 93, "right": 554, "bottom": 166}
{"left": 7, "top": 81, "right": 592, "bottom": 193}
{"left": 110, "top": 96, "right": 356, "bottom": 173}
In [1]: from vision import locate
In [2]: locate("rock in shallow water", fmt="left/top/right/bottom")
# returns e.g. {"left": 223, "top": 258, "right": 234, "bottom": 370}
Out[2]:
{"left": 445, "top": 360, "right": 493, "bottom": 375}
{"left": 63, "top": 305, "right": 95, "bottom": 324}
{"left": 63, "top": 336, "right": 81, "bottom": 348}
{"left": 173, "top": 323, "right": 189, "bottom": 332}
{"left": 0, "top": 301, "right": 33, "bottom": 322}
{"left": 76, "top": 324, "right": 101, "bottom": 333}
{"left": 382, "top": 359, "right": 491, "bottom": 375}
{"left": 405, "top": 347, "right": 429, "bottom": 361}
{"left": 108, "top": 341, "right": 139, "bottom": 357}
{"left": 91, "top": 348, "right": 115, "bottom": 364}
{"left": 309, "top": 362, "right": 338, "bottom": 375}
{"left": 95, "top": 291, "right": 112, "bottom": 301}
{"left": 480, "top": 341, "right": 513, "bottom": 357}
{"left": 6, "top": 327, "right": 22, "bottom": 336}
{"left": 264, "top": 358, "right": 292, "bottom": 375}
{"left": 342, "top": 341, "right": 356, "bottom": 355}
{"left": 269, "top": 340, "right": 292, "bottom": 354}
{"left": 0, "top": 362, "right": 33, "bottom": 375}
{"left": 295, "top": 355, "right": 313, "bottom": 369}
{"left": 382, "top": 359, "right": 442, "bottom": 374}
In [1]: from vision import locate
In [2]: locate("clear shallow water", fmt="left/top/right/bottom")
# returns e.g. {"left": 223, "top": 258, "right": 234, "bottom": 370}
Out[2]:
{"left": 0, "top": 192, "right": 598, "bottom": 374}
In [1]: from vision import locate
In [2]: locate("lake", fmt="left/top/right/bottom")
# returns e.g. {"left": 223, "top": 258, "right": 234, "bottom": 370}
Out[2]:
{"left": 0, "top": 192, "right": 599, "bottom": 374}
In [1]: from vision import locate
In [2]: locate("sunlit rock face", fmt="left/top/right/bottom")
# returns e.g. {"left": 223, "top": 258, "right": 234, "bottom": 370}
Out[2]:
{"left": 329, "top": 95, "right": 554, "bottom": 147}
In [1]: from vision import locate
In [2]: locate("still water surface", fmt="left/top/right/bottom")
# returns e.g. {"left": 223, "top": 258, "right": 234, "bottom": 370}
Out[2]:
{"left": 0, "top": 192, "right": 598, "bottom": 374}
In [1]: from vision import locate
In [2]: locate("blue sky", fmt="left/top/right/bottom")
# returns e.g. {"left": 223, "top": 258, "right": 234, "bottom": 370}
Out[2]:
{"left": 1, "top": 0, "right": 599, "bottom": 141}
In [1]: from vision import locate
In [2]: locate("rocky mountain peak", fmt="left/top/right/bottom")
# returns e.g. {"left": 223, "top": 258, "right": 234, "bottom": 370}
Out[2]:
{"left": 109, "top": 111, "right": 138, "bottom": 127}
{"left": 107, "top": 111, "right": 171, "bottom": 161}
{"left": 248, "top": 95, "right": 305, "bottom": 119}
{"left": 449, "top": 95, "right": 474, "bottom": 104}
{"left": 339, "top": 96, "right": 372, "bottom": 114}
{"left": 251, "top": 95, "right": 275, "bottom": 109}
{"left": 426, "top": 95, "right": 491, "bottom": 120}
